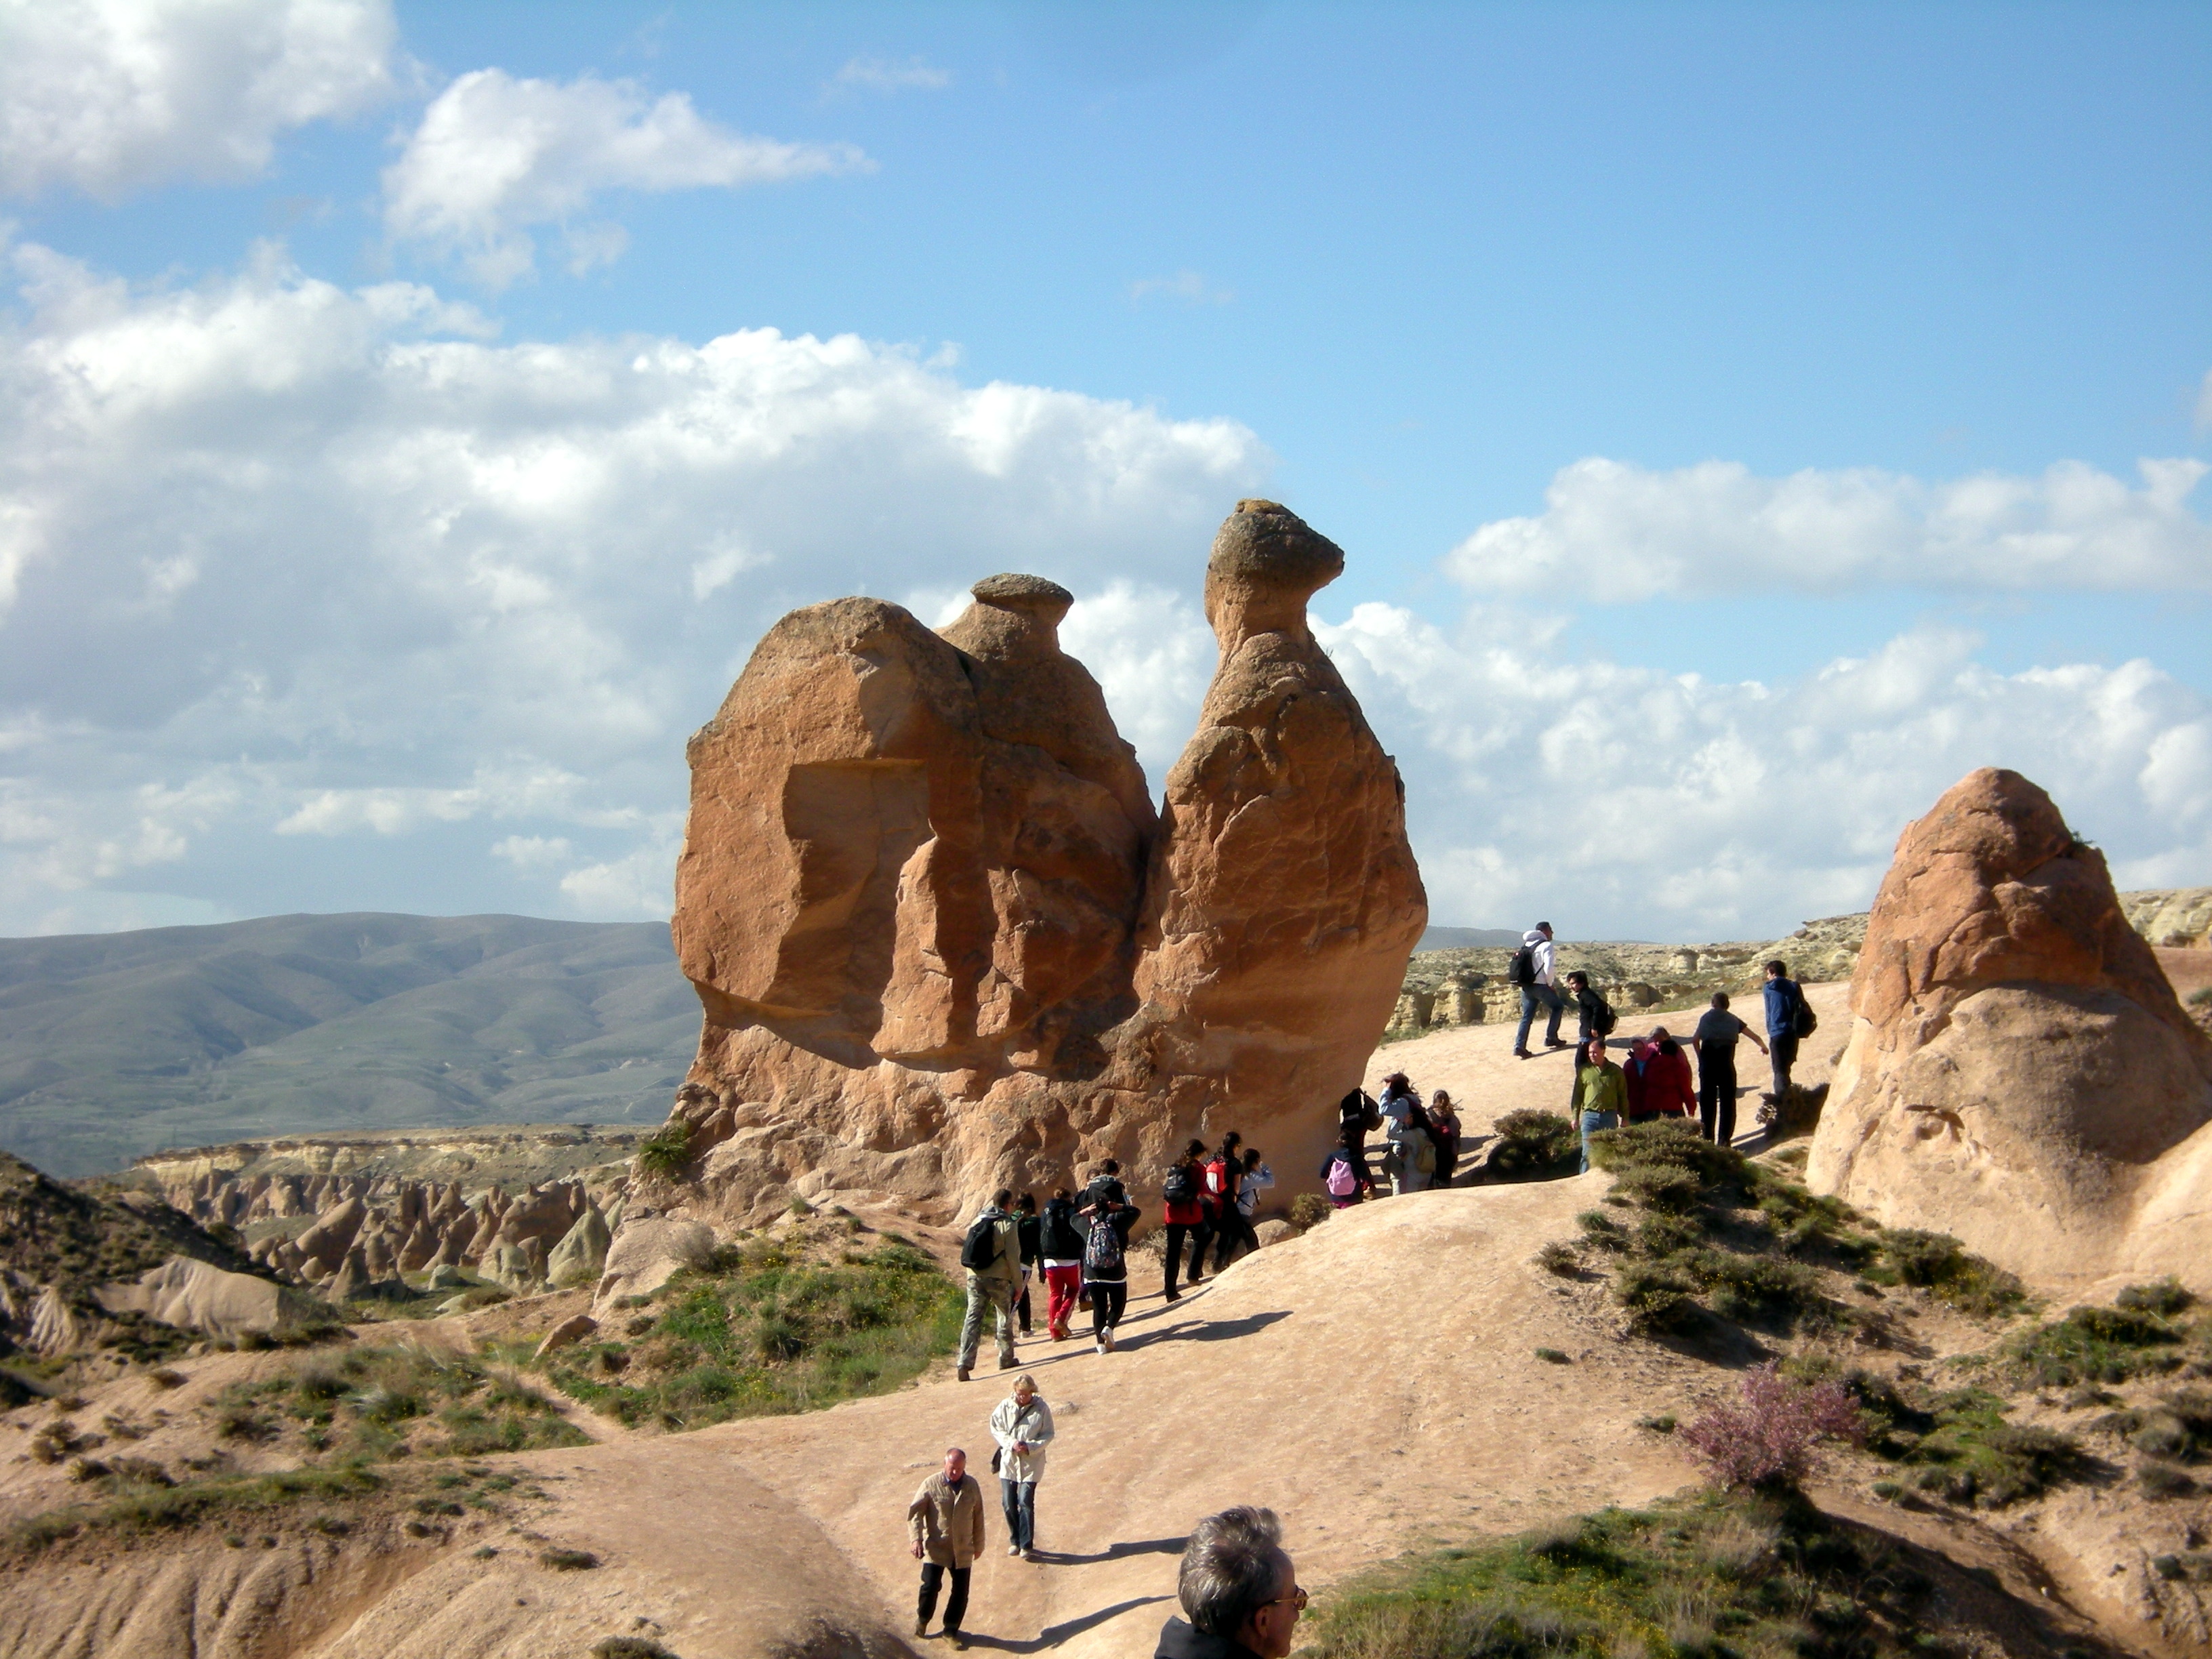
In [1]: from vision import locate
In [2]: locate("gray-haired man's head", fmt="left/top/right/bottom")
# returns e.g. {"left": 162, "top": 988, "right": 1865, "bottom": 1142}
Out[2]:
{"left": 1179, "top": 1506, "right": 1299, "bottom": 1654}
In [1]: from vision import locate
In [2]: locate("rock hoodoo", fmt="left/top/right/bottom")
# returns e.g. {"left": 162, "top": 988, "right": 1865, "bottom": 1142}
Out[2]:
{"left": 647, "top": 501, "right": 1426, "bottom": 1242}
{"left": 1807, "top": 767, "right": 2212, "bottom": 1288}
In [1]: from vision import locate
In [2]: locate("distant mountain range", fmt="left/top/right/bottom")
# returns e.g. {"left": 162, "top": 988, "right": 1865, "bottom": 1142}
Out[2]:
{"left": 0, "top": 914, "right": 700, "bottom": 1177}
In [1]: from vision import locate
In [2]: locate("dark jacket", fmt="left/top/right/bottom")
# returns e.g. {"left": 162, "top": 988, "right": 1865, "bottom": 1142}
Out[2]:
{"left": 1040, "top": 1197, "right": 1084, "bottom": 1261}
{"left": 1155, "top": 1616, "right": 1261, "bottom": 1659}
{"left": 1162, "top": 1159, "right": 1207, "bottom": 1227}
{"left": 1017, "top": 1211, "right": 1042, "bottom": 1269}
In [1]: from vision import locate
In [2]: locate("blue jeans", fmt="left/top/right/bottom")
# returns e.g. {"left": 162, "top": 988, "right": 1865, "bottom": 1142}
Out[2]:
{"left": 1515, "top": 984, "right": 1564, "bottom": 1052}
{"left": 1580, "top": 1109, "right": 1618, "bottom": 1174}
{"left": 1001, "top": 1478, "right": 1036, "bottom": 1551}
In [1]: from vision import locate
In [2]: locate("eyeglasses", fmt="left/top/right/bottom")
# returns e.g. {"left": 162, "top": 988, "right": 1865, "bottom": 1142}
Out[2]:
{"left": 1266, "top": 1587, "right": 1309, "bottom": 1614}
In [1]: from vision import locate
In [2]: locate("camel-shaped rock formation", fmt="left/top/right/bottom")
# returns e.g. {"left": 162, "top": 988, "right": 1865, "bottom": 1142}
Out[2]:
{"left": 1807, "top": 766, "right": 2212, "bottom": 1288}
{"left": 640, "top": 501, "right": 1426, "bottom": 1252}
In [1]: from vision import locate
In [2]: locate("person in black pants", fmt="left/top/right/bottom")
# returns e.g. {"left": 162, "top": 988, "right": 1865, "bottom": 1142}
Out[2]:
{"left": 1337, "top": 1088, "right": 1379, "bottom": 1193}
{"left": 1161, "top": 1139, "right": 1210, "bottom": 1301}
{"left": 1761, "top": 959, "right": 1805, "bottom": 1101}
{"left": 1692, "top": 991, "right": 1769, "bottom": 1149}
{"left": 908, "top": 1446, "right": 985, "bottom": 1647}
{"left": 1081, "top": 1191, "right": 1134, "bottom": 1353}
{"left": 1012, "top": 1192, "right": 1040, "bottom": 1336}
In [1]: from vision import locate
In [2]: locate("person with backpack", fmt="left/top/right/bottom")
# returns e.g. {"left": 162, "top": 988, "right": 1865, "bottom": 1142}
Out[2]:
{"left": 1079, "top": 1184, "right": 1135, "bottom": 1352}
{"left": 1693, "top": 990, "right": 1768, "bottom": 1149}
{"left": 1510, "top": 922, "right": 1566, "bottom": 1059}
{"left": 1427, "top": 1091, "right": 1462, "bottom": 1187}
{"left": 1568, "top": 1035, "right": 1629, "bottom": 1174}
{"left": 1319, "top": 1132, "right": 1365, "bottom": 1208}
{"left": 1385, "top": 1101, "right": 1436, "bottom": 1195}
{"left": 1761, "top": 959, "right": 1815, "bottom": 1102}
{"left": 1336, "top": 1088, "right": 1381, "bottom": 1189}
{"left": 1012, "top": 1192, "right": 1042, "bottom": 1337}
{"left": 1214, "top": 1147, "right": 1271, "bottom": 1265}
{"left": 1038, "top": 1187, "right": 1085, "bottom": 1341}
{"left": 1376, "top": 1073, "right": 1419, "bottom": 1134}
{"left": 1161, "top": 1139, "right": 1210, "bottom": 1302}
{"left": 955, "top": 1188, "right": 1021, "bottom": 1382}
{"left": 1202, "top": 1132, "right": 1243, "bottom": 1273}
{"left": 988, "top": 1372, "right": 1054, "bottom": 1560}
{"left": 1564, "top": 971, "right": 1616, "bottom": 1046}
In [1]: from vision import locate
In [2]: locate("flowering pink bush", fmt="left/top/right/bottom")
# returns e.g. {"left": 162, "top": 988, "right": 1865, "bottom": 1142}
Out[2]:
{"left": 1677, "top": 1363, "right": 1866, "bottom": 1490}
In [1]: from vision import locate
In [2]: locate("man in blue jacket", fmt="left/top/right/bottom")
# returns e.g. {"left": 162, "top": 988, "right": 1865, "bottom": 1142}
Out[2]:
{"left": 1762, "top": 959, "right": 1805, "bottom": 1102}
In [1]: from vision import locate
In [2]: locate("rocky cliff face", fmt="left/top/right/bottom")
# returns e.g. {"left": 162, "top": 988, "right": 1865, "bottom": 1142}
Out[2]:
{"left": 648, "top": 501, "right": 1426, "bottom": 1240}
{"left": 1806, "top": 767, "right": 2212, "bottom": 1288}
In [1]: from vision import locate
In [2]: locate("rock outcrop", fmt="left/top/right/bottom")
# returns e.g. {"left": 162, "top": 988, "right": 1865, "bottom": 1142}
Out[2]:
{"left": 644, "top": 501, "right": 1425, "bottom": 1251}
{"left": 94, "top": 1255, "right": 327, "bottom": 1342}
{"left": 1807, "top": 768, "right": 2212, "bottom": 1288}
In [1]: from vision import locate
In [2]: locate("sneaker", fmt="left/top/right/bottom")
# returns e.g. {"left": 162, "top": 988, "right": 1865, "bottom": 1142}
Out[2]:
{"left": 1008, "top": 1543, "right": 1022, "bottom": 1556}
{"left": 956, "top": 1367, "right": 970, "bottom": 1382}
{"left": 1094, "top": 1340, "right": 1107, "bottom": 1355}
{"left": 1023, "top": 1548, "right": 1040, "bottom": 1561}
{"left": 1101, "top": 1326, "right": 1115, "bottom": 1353}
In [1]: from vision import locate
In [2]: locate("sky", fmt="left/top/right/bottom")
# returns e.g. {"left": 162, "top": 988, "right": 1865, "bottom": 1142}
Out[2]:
{"left": 1, "top": 0, "right": 2209, "bottom": 946}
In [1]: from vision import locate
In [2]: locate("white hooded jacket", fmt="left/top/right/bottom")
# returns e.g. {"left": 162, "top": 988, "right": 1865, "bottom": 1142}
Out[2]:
{"left": 1523, "top": 928, "right": 1556, "bottom": 988}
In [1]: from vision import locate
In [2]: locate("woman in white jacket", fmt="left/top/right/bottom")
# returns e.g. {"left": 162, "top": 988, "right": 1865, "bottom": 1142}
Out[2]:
{"left": 989, "top": 1372, "right": 1054, "bottom": 1560}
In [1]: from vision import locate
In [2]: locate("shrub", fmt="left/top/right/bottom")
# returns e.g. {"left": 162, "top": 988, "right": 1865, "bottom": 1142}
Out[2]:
{"left": 594, "top": 1641, "right": 677, "bottom": 1659}
{"left": 2002, "top": 1303, "right": 2186, "bottom": 1388}
{"left": 1534, "top": 1241, "right": 1579, "bottom": 1277}
{"left": 2117, "top": 1277, "right": 2196, "bottom": 1318}
{"left": 2140, "top": 1461, "right": 2198, "bottom": 1500}
{"left": 635, "top": 1118, "right": 693, "bottom": 1179}
{"left": 1534, "top": 1349, "right": 1570, "bottom": 1366}
{"left": 1483, "top": 1111, "right": 1579, "bottom": 1179}
{"left": 1677, "top": 1364, "right": 1864, "bottom": 1491}
{"left": 540, "top": 1547, "right": 600, "bottom": 1570}
{"left": 1613, "top": 1263, "right": 1696, "bottom": 1332}
{"left": 1874, "top": 1229, "right": 2030, "bottom": 1319}
{"left": 1288, "top": 1193, "right": 1330, "bottom": 1232}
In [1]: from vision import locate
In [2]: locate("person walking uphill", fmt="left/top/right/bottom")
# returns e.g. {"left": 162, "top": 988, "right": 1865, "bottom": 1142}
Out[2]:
{"left": 1511, "top": 922, "right": 1566, "bottom": 1059}
{"left": 989, "top": 1372, "right": 1054, "bottom": 1560}
{"left": 1568, "top": 1036, "right": 1628, "bottom": 1174}
{"left": 1038, "top": 1188, "right": 1084, "bottom": 1341}
{"left": 1162, "top": 1140, "right": 1210, "bottom": 1302}
{"left": 1694, "top": 991, "right": 1768, "bottom": 1149}
{"left": 1762, "top": 958, "right": 1814, "bottom": 1102}
{"left": 909, "top": 1446, "right": 987, "bottom": 1647}
{"left": 1080, "top": 1183, "right": 1136, "bottom": 1352}
{"left": 1337, "top": 1087, "right": 1380, "bottom": 1189}
{"left": 1155, "top": 1505, "right": 1306, "bottom": 1659}
{"left": 956, "top": 1189, "right": 1020, "bottom": 1382}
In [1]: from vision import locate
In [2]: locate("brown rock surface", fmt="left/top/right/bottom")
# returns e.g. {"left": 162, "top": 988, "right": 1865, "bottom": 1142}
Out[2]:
{"left": 1807, "top": 766, "right": 2212, "bottom": 1288}
{"left": 646, "top": 501, "right": 1425, "bottom": 1246}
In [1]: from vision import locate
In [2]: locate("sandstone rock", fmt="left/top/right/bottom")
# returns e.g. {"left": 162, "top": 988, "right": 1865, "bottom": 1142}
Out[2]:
{"left": 623, "top": 502, "right": 1424, "bottom": 1285}
{"left": 1807, "top": 767, "right": 2212, "bottom": 1288}
{"left": 425, "top": 1263, "right": 464, "bottom": 1291}
{"left": 595, "top": 1216, "right": 717, "bottom": 1304}
{"left": 547, "top": 1206, "right": 611, "bottom": 1289}
{"left": 95, "top": 1255, "right": 325, "bottom": 1342}
{"left": 293, "top": 1196, "right": 367, "bottom": 1274}
{"left": 323, "top": 1244, "right": 370, "bottom": 1305}
{"left": 485, "top": 1242, "right": 539, "bottom": 1294}
{"left": 534, "top": 1312, "right": 598, "bottom": 1359}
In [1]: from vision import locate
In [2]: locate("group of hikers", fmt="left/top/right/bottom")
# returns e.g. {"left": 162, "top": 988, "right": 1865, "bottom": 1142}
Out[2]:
{"left": 952, "top": 1132, "right": 1277, "bottom": 1376}
{"left": 911, "top": 930, "right": 1818, "bottom": 1650}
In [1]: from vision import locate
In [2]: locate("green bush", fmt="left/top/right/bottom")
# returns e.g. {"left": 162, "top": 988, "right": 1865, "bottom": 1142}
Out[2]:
{"left": 1483, "top": 1111, "right": 1580, "bottom": 1180}
{"left": 1288, "top": 1193, "right": 1331, "bottom": 1231}
{"left": 1307, "top": 1489, "right": 1950, "bottom": 1659}
{"left": 2001, "top": 1303, "right": 2188, "bottom": 1389}
{"left": 635, "top": 1118, "right": 694, "bottom": 1179}
{"left": 2116, "top": 1277, "right": 2196, "bottom": 1318}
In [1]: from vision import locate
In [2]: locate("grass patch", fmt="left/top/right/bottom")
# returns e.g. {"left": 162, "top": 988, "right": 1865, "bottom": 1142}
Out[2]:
{"left": 1996, "top": 1300, "right": 2200, "bottom": 1389}
{"left": 5, "top": 1464, "right": 383, "bottom": 1556}
{"left": 1307, "top": 1488, "right": 1953, "bottom": 1659}
{"left": 543, "top": 1223, "right": 961, "bottom": 1431}
{"left": 209, "top": 1345, "right": 590, "bottom": 1461}
{"left": 634, "top": 1118, "right": 693, "bottom": 1179}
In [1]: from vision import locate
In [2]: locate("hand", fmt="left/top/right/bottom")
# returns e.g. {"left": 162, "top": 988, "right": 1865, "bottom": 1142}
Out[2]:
{"left": 1015, "top": 1441, "right": 1028, "bottom": 1455}
{"left": 910, "top": 1541, "right": 923, "bottom": 1559}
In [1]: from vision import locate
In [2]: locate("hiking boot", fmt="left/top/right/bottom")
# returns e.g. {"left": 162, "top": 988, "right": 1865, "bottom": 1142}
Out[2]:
{"left": 956, "top": 1367, "right": 970, "bottom": 1382}
{"left": 1513, "top": 1048, "right": 1532, "bottom": 1059}
{"left": 1545, "top": 1037, "right": 1570, "bottom": 1049}
{"left": 998, "top": 1357, "right": 1017, "bottom": 1370}
{"left": 1162, "top": 1287, "right": 1180, "bottom": 1303}
{"left": 915, "top": 1618, "right": 930, "bottom": 1638}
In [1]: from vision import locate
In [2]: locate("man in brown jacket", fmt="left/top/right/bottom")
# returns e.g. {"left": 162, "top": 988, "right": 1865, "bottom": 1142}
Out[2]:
{"left": 908, "top": 1446, "right": 987, "bottom": 1647}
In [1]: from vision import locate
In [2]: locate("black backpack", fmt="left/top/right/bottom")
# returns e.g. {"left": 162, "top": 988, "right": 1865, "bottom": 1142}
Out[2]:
{"left": 1507, "top": 945, "right": 1536, "bottom": 987}
{"left": 1790, "top": 988, "right": 1818, "bottom": 1040}
{"left": 1589, "top": 993, "right": 1617, "bottom": 1037}
{"left": 959, "top": 1212, "right": 1004, "bottom": 1272}
{"left": 1162, "top": 1164, "right": 1199, "bottom": 1206}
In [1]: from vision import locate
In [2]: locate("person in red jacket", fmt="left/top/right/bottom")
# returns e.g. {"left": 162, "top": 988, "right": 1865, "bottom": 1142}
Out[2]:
{"left": 1200, "top": 1131, "right": 1243, "bottom": 1275}
{"left": 1162, "top": 1139, "right": 1210, "bottom": 1303}
{"left": 1637, "top": 1036, "right": 1696, "bottom": 1122}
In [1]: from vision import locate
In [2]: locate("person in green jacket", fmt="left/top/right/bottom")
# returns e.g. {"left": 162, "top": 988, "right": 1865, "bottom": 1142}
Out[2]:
{"left": 1568, "top": 1036, "right": 1628, "bottom": 1174}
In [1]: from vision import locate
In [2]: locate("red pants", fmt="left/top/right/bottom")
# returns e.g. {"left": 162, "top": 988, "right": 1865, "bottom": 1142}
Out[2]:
{"left": 1043, "top": 1264, "right": 1083, "bottom": 1334}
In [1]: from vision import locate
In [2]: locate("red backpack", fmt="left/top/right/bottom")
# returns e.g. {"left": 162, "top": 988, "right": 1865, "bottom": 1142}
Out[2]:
{"left": 1204, "top": 1155, "right": 1233, "bottom": 1211}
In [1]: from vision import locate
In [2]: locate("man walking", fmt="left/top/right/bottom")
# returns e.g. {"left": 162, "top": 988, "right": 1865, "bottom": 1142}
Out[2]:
{"left": 1761, "top": 959, "right": 1807, "bottom": 1101}
{"left": 1155, "top": 1506, "right": 1306, "bottom": 1659}
{"left": 909, "top": 1445, "right": 986, "bottom": 1647}
{"left": 1693, "top": 991, "right": 1769, "bottom": 1149}
{"left": 956, "top": 1188, "right": 1020, "bottom": 1382}
{"left": 1511, "top": 922, "right": 1566, "bottom": 1059}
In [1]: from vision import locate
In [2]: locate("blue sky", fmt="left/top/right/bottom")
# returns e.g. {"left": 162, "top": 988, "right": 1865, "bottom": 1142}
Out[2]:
{"left": 1, "top": 0, "right": 2208, "bottom": 942}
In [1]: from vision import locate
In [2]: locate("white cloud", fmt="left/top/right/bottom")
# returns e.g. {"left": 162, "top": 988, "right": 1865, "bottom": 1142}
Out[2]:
{"left": 1312, "top": 602, "right": 2212, "bottom": 942}
{"left": 0, "top": 239, "right": 1269, "bottom": 932}
{"left": 1448, "top": 455, "right": 2212, "bottom": 598}
{"left": 0, "top": 0, "right": 398, "bottom": 201}
{"left": 1058, "top": 583, "right": 1216, "bottom": 783}
{"left": 491, "top": 833, "right": 571, "bottom": 872}
{"left": 830, "top": 56, "right": 951, "bottom": 94}
{"left": 1130, "top": 270, "right": 1233, "bottom": 306}
{"left": 2198, "top": 367, "right": 2212, "bottom": 432}
{"left": 382, "top": 69, "right": 870, "bottom": 286}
